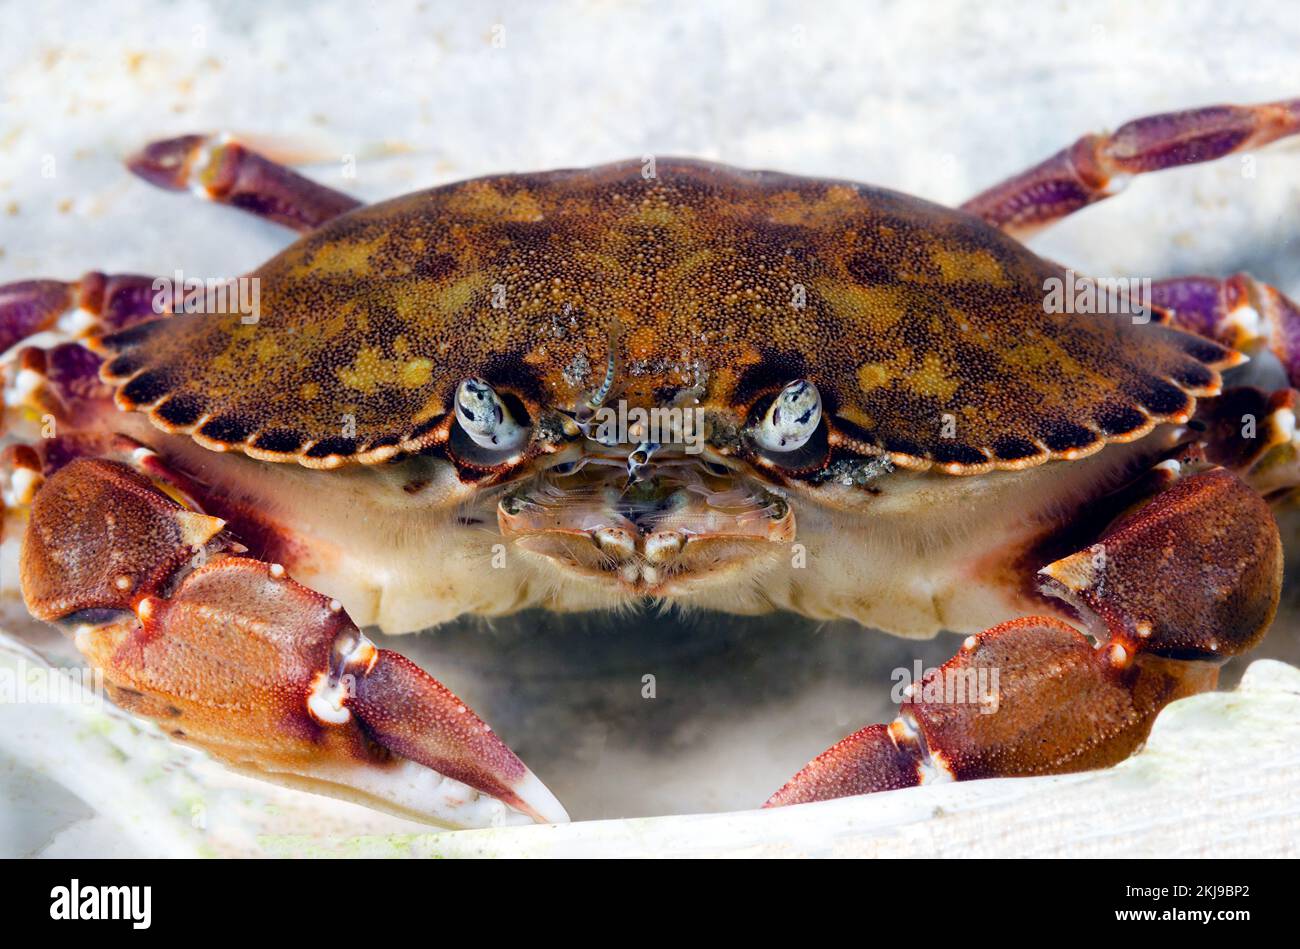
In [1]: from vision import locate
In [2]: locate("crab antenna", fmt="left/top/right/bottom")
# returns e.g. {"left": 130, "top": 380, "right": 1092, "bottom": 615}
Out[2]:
{"left": 583, "top": 321, "right": 622, "bottom": 412}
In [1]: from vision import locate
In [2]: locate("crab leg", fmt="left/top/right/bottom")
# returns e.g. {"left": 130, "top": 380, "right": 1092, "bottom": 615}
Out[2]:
{"left": 960, "top": 98, "right": 1300, "bottom": 238}
{"left": 1146, "top": 274, "right": 1300, "bottom": 388}
{"left": 128, "top": 134, "right": 363, "bottom": 232}
{"left": 0, "top": 271, "right": 169, "bottom": 354}
{"left": 767, "top": 464, "right": 1281, "bottom": 806}
{"left": 0, "top": 270, "right": 173, "bottom": 445}
{"left": 16, "top": 455, "right": 567, "bottom": 827}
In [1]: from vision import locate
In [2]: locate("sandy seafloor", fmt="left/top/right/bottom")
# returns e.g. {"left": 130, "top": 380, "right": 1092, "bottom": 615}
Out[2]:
{"left": 1, "top": 0, "right": 1299, "bottom": 855}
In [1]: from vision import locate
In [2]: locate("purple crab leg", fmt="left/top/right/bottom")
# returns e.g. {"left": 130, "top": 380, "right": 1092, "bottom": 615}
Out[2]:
{"left": 1150, "top": 274, "right": 1300, "bottom": 387}
{"left": 0, "top": 271, "right": 172, "bottom": 353}
{"left": 128, "top": 134, "right": 362, "bottom": 233}
{"left": 960, "top": 98, "right": 1300, "bottom": 237}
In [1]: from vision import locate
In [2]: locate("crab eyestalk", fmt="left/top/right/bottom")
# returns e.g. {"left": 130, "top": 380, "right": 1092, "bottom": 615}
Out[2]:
{"left": 454, "top": 378, "right": 530, "bottom": 453}
{"left": 755, "top": 380, "right": 821, "bottom": 452}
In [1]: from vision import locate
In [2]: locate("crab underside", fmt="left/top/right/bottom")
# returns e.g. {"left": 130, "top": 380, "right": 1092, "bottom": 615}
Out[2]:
{"left": 2, "top": 97, "right": 1300, "bottom": 827}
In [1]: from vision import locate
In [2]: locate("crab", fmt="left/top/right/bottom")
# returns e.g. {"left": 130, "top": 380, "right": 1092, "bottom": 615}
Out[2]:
{"left": 2, "top": 98, "right": 1300, "bottom": 829}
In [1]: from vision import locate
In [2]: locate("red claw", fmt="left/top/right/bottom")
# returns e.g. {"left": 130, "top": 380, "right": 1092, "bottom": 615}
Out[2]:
{"left": 348, "top": 649, "right": 569, "bottom": 825}
{"left": 767, "top": 466, "right": 1278, "bottom": 809}
{"left": 765, "top": 723, "right": 920, "bottom": 808}
{"left": 23, "top": 458, "right": 567, "bottom": 828}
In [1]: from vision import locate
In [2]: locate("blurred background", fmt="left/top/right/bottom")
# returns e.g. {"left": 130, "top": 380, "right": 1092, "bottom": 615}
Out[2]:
{"left": 1, "top": 0, "right": 1298, "bottom": 854}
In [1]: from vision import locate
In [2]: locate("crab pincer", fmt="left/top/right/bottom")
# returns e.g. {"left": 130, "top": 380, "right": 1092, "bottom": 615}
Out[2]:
{"left": 21, "top": 457, "right": 567, "bottom": 828}
{"left": 767, "top": 465, "right": 1281, "bottom": 807}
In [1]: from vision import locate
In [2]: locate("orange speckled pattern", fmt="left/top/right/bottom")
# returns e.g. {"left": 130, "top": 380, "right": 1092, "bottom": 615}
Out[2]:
{"left": 97, "top": 158, "right": 1236, "bottom": 471}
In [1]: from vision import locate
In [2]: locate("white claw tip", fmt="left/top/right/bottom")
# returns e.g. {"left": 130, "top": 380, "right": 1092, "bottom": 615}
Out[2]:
{"left": 510, "top": 768, "right": 571, "bottom": 825}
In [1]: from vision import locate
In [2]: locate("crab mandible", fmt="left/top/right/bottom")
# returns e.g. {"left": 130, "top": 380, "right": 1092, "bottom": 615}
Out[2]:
{"left": 2, "top": 99, "right": 1299, "bottom": 826}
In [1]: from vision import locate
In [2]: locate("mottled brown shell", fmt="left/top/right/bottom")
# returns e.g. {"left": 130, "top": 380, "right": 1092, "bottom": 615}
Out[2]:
{"left": 97, "top": 158, "right": 1235, "bottom": 472}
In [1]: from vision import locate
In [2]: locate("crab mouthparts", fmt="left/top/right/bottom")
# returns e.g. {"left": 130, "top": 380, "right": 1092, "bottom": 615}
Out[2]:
{"left": 497, "top": 455, "right": 794, "bottom": 594}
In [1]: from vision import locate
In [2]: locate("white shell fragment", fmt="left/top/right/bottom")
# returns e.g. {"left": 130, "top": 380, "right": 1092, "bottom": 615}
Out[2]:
{"left": 755, "top": 380, "right": 822, "bottom": 452}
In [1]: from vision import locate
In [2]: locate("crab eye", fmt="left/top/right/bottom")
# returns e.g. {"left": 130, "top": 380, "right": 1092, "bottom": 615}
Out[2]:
{"left": 454, "top": 378, "right": 529, "bottom": 452}
{"left": 755, "top": 379, "right": 822, "bottom": 452}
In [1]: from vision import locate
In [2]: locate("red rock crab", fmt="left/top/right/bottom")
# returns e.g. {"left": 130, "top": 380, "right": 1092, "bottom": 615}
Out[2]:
{"left": 2, "top": 98, "right": 1299, "bottom": 825}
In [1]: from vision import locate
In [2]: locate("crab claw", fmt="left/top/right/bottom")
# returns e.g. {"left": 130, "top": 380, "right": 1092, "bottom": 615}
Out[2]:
{"left": 766, "top": 615, "right": 1218, "bottom": 808}
{"left": 80, "top": 563, "right": 566, "bottom": 828}
{"left": 346, "top": 647, "right": 569, "bottom": 825}
{"left": 767, "top": 465, "right": 1279, "bottom": 809}
{"left": 22, "top": 457, "right": 567, "bottom": 828}
{"left": 765, "top": 722, "right": 921, "bottom": 807}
